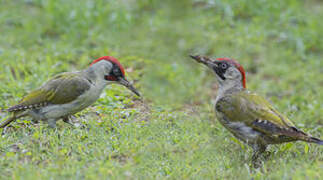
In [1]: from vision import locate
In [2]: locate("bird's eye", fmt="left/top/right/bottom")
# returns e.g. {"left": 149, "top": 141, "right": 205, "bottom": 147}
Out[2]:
{"left": 221, "top": 63, "right": 228, "bottom": 69}
{"left": 113, "top": 67, "right": 122, "bottom": 77}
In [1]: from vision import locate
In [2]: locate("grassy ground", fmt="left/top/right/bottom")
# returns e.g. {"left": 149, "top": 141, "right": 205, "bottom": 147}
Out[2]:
{"left": 0, "top": 0, "right": 322, "bottom": 179}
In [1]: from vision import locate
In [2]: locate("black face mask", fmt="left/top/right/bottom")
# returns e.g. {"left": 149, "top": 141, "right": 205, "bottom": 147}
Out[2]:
{"left": 214, "top": 62, "right": 229, "bottom": 80}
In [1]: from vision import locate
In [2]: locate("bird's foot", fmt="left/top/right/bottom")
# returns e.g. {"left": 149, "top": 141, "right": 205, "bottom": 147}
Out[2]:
{"left": 1, "top": 126, "right": 9, "bottom": 135}
{"left": 251, "top": 151, "right": 271, "bottom": 168}
{"left": 251, "top": 158, "right": 263, "bottom": 169}
{"left": 250, "top": 144, "right": 268, "bottom": 168}
{"left": 62, "top": 116, "right": 74, "bottom": 126}
{"left": 262, "top": 151, "right": 271, "bottom": 160}
{"left": 62, "top": 116, "right": 85, "bottom": 128}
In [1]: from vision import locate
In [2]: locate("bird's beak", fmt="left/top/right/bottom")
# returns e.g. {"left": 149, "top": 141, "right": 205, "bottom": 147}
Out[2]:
{"left": 189, "top": 55, "right": 219, "bottom": 69}
{"left": 118, "top": 77, "right": 141, "bottom": 97}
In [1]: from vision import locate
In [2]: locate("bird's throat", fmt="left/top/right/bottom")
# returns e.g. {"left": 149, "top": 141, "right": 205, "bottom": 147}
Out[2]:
{"left": 216, "top": 81, "right": 244, "bottom": 100}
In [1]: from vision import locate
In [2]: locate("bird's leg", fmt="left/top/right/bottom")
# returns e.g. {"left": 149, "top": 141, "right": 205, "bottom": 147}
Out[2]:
{"left": 251, "top": 144, "right": 267, "bottom": 168}
{"left": 47, "top": 119, "right": 57, "bottom": 128}
{"left": 31, "top": 119, "right": 39, "bottom": 124}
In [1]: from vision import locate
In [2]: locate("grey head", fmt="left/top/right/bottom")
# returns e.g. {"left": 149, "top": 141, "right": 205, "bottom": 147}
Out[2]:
{"left": 87, "top": 56, "right": 141, "bottom": 96}
{"left": 190, "top": 55, "right": 246, "bottom": 90}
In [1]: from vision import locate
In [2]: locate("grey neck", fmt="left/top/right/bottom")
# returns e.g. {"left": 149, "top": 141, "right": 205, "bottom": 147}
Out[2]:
{"left": 216, "top": 80, "right": 244, "bottom": 101}
{"left": 82, "top": 65, "right": 110, "bottom": 95}
{"left": 83, "top": 66, "right": 98, "bottom": 83}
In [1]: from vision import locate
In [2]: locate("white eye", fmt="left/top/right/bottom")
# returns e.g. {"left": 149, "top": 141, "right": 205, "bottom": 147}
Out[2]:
{"left": 221, "top": 63, "right": 228, "bottom": 69}
{"left": 112, "top": 67, "right": 122, "bottom": 77}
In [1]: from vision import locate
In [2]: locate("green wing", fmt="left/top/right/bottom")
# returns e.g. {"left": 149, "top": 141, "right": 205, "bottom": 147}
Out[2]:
{"left": 7, "top": 72, "right": 91, "bottom": 112}
{"left": 217, "top": 90, "right": 296, "bottom": 135}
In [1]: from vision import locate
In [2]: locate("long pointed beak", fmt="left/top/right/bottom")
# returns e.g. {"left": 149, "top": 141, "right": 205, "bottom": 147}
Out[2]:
{"left": 189, "top": 55, "right": 219, "bottom": 69}
{"left": 118, "top": 78, "right": 141, "bottom": 97}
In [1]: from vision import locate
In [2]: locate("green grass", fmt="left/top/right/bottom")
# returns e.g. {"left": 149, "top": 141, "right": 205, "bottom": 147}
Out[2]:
{"left": 0, "top": 0, "right": 322, "bottom": 179}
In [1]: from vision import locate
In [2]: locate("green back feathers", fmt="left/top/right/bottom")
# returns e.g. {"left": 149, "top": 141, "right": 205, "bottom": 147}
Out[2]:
{"left": 7, "top": 72, "right": 91, "bottom": 112}
{"left": 216, "top": 90, "right": 295, "bottom": 129}
{"left": 239, "top": 91, "right": 295, "bottom": 127}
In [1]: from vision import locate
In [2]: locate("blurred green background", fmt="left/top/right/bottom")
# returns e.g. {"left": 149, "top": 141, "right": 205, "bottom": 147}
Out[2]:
{"left": 0, "top": 0, "right": 322, "bottom": 179}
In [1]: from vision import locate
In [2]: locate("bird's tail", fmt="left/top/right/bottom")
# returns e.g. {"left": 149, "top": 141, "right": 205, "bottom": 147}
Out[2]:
{"left": 0, "top": 115, "right": 16, "bottom": 128}
{"left": 306, "top": 137, "right": 323, "bottom": 145}
{"left": 287, "top": 127, "right": 323, "bottom": 145}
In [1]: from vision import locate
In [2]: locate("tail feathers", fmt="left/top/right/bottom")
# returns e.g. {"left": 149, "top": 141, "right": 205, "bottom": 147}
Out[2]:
{"left": 0, "top": 116, "right": 16, "bottom": 128}
{"left": 0, "top": 111, "right": 29, "bottom": 128}
{"left": 307, "top": 137, "right": 323, "bottom": 145}
{"left": 288, "top": 127, "right": 323, "bottom": 145}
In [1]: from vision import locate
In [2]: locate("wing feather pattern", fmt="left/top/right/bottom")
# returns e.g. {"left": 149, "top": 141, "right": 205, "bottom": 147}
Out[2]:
{"left": 7, "top": 72, "right": 91, "bottom": 112}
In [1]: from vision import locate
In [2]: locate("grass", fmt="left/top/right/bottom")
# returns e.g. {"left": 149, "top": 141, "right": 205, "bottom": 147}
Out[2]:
{"left": 0, "top": 0, "right": 322, "bottom": 179}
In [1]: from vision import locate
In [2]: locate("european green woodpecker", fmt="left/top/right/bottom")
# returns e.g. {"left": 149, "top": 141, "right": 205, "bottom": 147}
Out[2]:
{"left": 0, "top": 56, "right": 140, "bottom": 128}
{"left": 190, "top": 55, "right": 322, "bottom": 164}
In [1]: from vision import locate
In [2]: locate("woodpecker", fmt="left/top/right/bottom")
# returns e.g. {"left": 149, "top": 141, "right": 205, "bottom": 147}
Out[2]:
{"left": 190, "top": 55, "right": 322, "bottom": 165}
{"left": 0, "top": 56, "right": 140, "bottom": 128}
